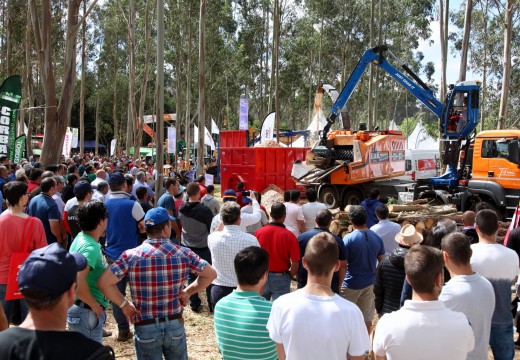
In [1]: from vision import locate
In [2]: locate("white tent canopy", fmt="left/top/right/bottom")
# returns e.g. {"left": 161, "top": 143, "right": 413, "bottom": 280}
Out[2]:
{"left": 388, "top": 120, "right": 399, "bottom": 130}
{"left": 407, "top": 122, "right": 439, "bottom": 150}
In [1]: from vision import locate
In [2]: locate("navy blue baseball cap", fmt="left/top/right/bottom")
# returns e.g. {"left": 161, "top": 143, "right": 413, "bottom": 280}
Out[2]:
{"left": 18, "top": 243, "right": 87, "bottom": 301}
{"left": 109, "top": 172, "right": 126, "bottom": 186}
{"left": 223, "top": 189, "right": 238, "bottom": 202}
{"left": 73, "top": 180, "right": 93, "bottom": 198}
{"left": 144, "top": 207, "right": 176, "bottom": 227}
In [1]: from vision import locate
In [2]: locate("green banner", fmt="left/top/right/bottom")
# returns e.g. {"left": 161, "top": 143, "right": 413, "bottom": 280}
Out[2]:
{"left": 0, "top": 75, "right": 22, "bottom": 161}
{"left": 13, "top": 135, "right": 25, "bottom": 164}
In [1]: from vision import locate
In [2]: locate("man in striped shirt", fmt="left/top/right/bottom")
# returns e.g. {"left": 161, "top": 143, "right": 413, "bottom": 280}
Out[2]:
{"left": 214, "top": 246, "right": 277, "bottom": 360}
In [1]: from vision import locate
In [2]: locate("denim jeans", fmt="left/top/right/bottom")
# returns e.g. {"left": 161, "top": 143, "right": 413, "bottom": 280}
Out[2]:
{"left": 262, "top": 272, "right": 291, "bottom": 301}
{"left": 187, "top": 247, "right": 212, "bottom": 311}
{"left": 0, "top": 283, "right": 28, "bottom": 324}
{"left": 489, "top": 324, "right": 514, "bottom": 360}
{"left": 210, "top": 285, "right": 235, "bottom": 309}
{"left": 113, "top": 276, "right": 130, "bottom": 332}
{"left": 134, "top": 318, "right": 187, "bottom": 360}
{"left": 107, "top": 257, "right": 130, "bottom": 332}
{"left": 67, "top": 304, "right": 106, "bottom": 343}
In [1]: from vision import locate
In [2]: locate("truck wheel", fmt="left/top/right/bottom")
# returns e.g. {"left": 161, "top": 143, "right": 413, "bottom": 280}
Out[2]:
{"left": 343, "top": 190, "right": 363, "bottom": 206}
{"left": 319, "top": 187, "right": 339, "bottom": 209}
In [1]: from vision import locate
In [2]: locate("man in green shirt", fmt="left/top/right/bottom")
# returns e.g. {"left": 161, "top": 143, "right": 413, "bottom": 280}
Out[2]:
{"left": 214, "top": 246, "right": 277, "bottom": 360}
{"left": 66, "top": 200, "right": 109, "bottom": 343}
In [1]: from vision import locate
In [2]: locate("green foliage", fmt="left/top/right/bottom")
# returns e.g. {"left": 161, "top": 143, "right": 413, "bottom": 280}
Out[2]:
{"left": 8, "top": 0, "right": 487, "bottom": 153}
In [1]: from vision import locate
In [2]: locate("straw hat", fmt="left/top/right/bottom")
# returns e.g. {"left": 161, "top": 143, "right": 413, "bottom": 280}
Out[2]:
{"left": 395, "top": 224, "right": 423, "bottom": 246}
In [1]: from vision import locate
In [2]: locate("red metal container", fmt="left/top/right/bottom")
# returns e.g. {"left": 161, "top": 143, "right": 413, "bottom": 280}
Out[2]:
{"left": 219, "top": 136, "right": 310, "bottom": 194}
{"left": 220, "top": 130, "right": 247, "bottom": 148}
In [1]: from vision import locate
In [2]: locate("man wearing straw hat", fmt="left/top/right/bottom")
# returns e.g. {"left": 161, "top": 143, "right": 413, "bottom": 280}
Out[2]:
{"left": 374, "top": 224, "right": 422, "bottom": 317}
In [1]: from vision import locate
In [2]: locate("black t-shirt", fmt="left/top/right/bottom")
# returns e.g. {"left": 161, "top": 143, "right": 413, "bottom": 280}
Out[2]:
{"left": 0, "top": 327, "right": 115, "bottom": 360}
{"left": 67, "top": 204, "right": 82, "bottom": 239}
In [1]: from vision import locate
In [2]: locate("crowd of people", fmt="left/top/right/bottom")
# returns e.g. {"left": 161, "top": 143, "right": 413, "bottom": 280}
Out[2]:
{"left": 0, "top": 153, "right": 519, "bottom": 360}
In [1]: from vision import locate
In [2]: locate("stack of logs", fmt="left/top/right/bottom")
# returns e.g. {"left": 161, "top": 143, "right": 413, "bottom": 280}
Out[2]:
{"left": 331, "top": 199, "right": 510, "bottom": 243}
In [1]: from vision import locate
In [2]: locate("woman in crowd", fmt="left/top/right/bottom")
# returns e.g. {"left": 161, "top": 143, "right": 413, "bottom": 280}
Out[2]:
{"left": 0, "top": 181, "right": 47, "bottom": 324}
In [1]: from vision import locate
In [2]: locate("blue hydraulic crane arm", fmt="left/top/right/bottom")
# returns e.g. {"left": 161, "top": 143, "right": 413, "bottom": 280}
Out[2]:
{"left": 322, "top": 46, "right": 443, "bottom": 144}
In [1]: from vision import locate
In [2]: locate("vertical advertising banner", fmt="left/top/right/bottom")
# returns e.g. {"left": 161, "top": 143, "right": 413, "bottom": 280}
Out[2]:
{"left": 0, "top": 75, "right": 22, "bottom": 161}
{"left": 13, "top": 135, "right": 26, "bottom": 164}
{"left": 239, "top": 98, "right": 249, "bottom": 130}
{"left": 260, "top": 112, "right": 276, "bottom": 142}
{"left": 110, "top": 139, "right": 117, "bottom": 156}
{"left": 62, "top": 129, "right": 72, "bottom": 158}
{"left": 71, "top": 128, "right": 79, "bottom": 148}
{"left": 167, "top": 127, "right": 176, "bottom": 154}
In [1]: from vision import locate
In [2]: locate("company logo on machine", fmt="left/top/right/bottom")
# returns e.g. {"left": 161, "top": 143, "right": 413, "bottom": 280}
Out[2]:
{"left": 499, "top": 168, "right": 516, "bottom": 177}
{"left": 391, "top": 151, "right": 405, "bottom": 161}
{"left": 370, "top": 151, "right": 389, "bottom": 163}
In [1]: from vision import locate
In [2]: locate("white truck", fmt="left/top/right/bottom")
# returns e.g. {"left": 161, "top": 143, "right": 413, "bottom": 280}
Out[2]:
{"left": 396, "top": 149, "right": 440, "bottom": 182}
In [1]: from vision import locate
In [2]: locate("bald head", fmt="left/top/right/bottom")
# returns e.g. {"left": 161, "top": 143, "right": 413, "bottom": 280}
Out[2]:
{"left": 462, "top": 211, "right": 476, "bottom": 227}
{"left": 96, "top": 169, "right": 106, "bottom": 179}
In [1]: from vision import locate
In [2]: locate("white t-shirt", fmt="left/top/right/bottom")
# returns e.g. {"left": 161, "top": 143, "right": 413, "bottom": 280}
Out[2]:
{"left": 470, "top": 243, "right": 519, "bottom": 325}
{"left": 302, "top": 201, "right": 327, "bottom": 231}
{"left": 283, "top": 202, "right": 305, "bottom": 237}
{"left": 373, "top": 300, "right": 474, "bottom": 360}
{"left": 267, "top": 290, "right": 370, "bottom": 360}
{"left": 439, "top": 274, "right": 495, "bottom": 360}
{"left": 370, "top": 220, "right": 401, "bottom": 254}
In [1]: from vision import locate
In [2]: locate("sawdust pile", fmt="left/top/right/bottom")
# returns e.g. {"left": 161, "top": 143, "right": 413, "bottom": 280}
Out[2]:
{"left": 254, "top": 140, "right": 283, "bottom": 148}
{"left": 261, "top": 184, "right": 285, "bottom": 210}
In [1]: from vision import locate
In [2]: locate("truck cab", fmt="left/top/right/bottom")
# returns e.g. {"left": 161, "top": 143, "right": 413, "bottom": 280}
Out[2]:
{"left": 453, "top": 130, "right": 520, "bottom": 219}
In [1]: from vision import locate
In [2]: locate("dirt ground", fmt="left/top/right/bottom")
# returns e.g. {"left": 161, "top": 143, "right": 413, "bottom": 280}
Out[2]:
{"left": 103, "top": 293, "right": 220, "bottom": 359}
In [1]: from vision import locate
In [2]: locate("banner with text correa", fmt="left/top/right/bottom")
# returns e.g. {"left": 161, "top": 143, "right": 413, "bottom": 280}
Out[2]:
{"left": 0, "top": 75, "right": 22, "bottom": 161}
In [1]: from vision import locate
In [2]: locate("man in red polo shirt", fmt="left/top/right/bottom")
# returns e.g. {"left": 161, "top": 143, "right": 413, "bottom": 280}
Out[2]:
{"left": 254, "top": 202, "right": 300, "bottom": 301}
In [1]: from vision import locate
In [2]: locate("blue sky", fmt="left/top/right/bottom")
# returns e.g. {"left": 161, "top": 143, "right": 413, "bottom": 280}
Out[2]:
{"left": 416, "top": 0, "right": 480, "bottom": 87}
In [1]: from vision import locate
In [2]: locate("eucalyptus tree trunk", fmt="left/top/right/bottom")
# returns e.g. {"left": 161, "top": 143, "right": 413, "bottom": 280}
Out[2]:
{"left": 269, "top": 0, "right": 278, "bottom": 115}
{"left": 373, "top": 0, "right": 383, "bottom": 129}
{"left": 112, "top": 58, "right": 119, "bottom": 146}
{"left": 497, "top": 0, "right": 513, "bottom": 130}
{"left": 136, "top": 0, "right": 154, "bottom": 156}
{"left": 197, "top": 0, "right": 206, "bottom": 176}
{"left": 95, "top": 93, "right": 99, "bottom": 156}
{"left": 126, "top": 0, "right": 136, "bottom": 155}
{"left": 185, "top": 4, "right": 192, "bottom": 164}
{"left": 367, "top": 0, "right": 375, "bottom": 129}
{"left": 30, "top": 0, "right": 98, "bottom": 164}
{"left": 480, "top": 0, "right": 489, "bottom": 131}
{"left": 273, "top": 0, "right": 280, "bottom": 141}
{"left": 79, "top": 0, "right": 86, "bottom": 156}
{"left": 439, "top": 0, "right": 449, "bottom": 101}
{"left": 155, "top": 0, "right": 165, "bottom": 197}
{"left": 29, "top": 0, "right": 82, "bottom": 165}
{"left": 25, "top": 5, "right": 35, "bottom": 156}
{"left": 458, "top": 0, "right": 472, "bottom": 82}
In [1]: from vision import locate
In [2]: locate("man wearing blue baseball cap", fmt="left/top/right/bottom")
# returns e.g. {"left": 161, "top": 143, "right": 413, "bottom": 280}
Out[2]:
{"left": 98, "top": 207, "right": 217, "bottom": 360}
{"left": 0, "top": 243, "right": 115, "bottom": 359}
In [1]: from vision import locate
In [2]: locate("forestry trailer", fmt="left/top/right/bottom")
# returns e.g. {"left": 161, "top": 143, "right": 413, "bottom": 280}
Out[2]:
{"left": 293, "top": 45, "right": 481, "bottom": 209}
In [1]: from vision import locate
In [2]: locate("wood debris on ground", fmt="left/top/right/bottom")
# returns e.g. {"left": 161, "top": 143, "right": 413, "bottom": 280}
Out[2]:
{"left": 330, "top": 201, "right": 510, "bottom": 243}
